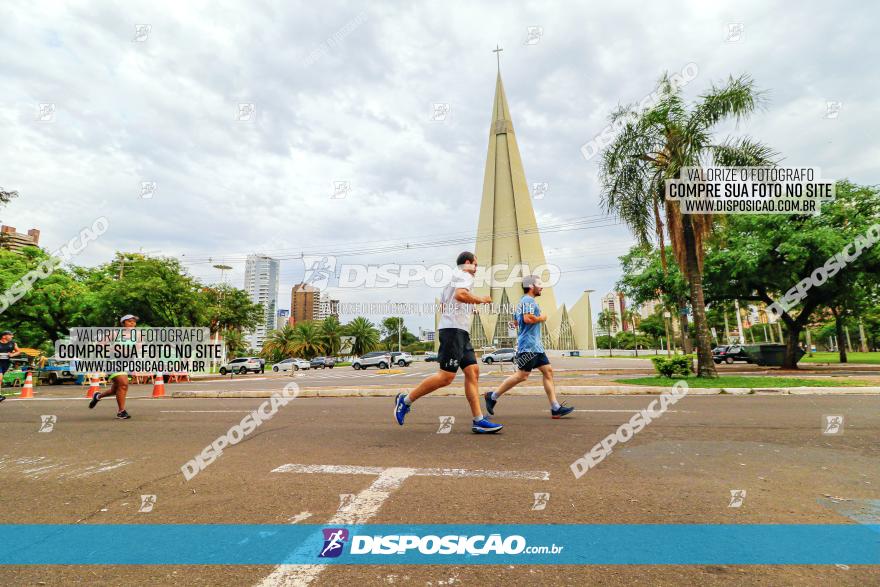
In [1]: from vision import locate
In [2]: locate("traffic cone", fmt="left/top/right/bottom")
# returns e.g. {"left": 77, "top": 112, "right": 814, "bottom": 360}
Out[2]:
{"left": 85, "top": 374, "right": 100, "bottom": 398}
{"left": 151, "top": 372, "right": 165, "bottom": 398}
{"left": 20, "top": 371, "right": 34, "bottom": 399}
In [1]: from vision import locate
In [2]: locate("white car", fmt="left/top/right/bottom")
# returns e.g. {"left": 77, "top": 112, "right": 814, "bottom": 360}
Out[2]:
{"left": 482, "top": 348, "right": 516, "bottom": 364}
{"left": 219, "top": 357, "right": 262, "bottom": 375}
{"left": 272, "top": 358, "right": 311, "bottom": 372}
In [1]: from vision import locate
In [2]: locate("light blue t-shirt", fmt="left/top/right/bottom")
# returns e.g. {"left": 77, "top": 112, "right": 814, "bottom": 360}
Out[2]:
{"left": 514, "top": 294, "right": 544, "bottom": 353}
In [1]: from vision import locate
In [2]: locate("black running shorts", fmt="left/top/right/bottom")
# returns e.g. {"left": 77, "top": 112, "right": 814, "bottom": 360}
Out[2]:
{"left": 515, "top": 352, "right": 551, "bottom": 372}
{"left": 437, "top": 328, "right": 477, "bottom": 373}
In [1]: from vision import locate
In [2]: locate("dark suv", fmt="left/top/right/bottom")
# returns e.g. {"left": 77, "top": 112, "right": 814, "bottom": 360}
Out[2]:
{"left": 310, "top": 356, "right": 336, "bottom": 369}
{"left": 712, "top": 345, "right": 751, "bottom": 364}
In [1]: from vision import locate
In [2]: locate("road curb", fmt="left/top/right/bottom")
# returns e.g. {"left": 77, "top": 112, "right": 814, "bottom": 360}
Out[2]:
{"left": 170, "top": 385, "right": 880, "bottom": 399}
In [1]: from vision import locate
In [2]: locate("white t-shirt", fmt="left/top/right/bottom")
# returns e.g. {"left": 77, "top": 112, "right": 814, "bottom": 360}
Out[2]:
{"left": 439, "top": 269, "right": 475, "bottom": 332}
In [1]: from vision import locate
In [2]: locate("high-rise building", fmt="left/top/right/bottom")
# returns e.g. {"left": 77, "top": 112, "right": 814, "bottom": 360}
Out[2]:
{"left": 450, "top": 64, "right": 593, "bottom": 351}
{"left": 638, "top": 299, "right": 662, "bottom": 320}
{"left": 0, "top": 225, "right": 40, "bottom": 252}
{"left": 600, "top": 292, "right": 629, "bottom": 335}
{"left": 243, "top": 254, "right": 279, "bottom": 350}
{"left": 291, "top": 284, "right": 339, "bottom": 323}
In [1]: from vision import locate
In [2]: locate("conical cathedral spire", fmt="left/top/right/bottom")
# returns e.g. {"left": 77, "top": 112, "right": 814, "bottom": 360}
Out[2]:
{"left": 472, "top": 67, "right": 558, "bottom": 346}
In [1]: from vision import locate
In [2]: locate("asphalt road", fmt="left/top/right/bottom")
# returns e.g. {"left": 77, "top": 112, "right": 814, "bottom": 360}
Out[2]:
{"left": 1, "top": 389, "right": 878, "bottom": 585}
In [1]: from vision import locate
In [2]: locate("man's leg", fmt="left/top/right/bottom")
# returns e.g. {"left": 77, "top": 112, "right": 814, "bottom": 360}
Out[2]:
{"left": 536, "top": 363, "right": 558, "bottom": 406}
{"left": 492, "top": 369, "right": 530, "bottom": 398}
{"left": 462, "top": 364, "right": 482, "bottom": 418}
{"left": 407, "top": 370, "right": 456, "bottom": 402}
{"left": 538, "top": 362, "right": 574, "bottom": 417}
{"left": 394, "top": 369, "right": 455, "bottom": 426}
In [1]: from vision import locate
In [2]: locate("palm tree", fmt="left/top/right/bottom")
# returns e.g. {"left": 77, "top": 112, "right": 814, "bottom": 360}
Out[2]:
{"left": 622, "top": 309, "right": 640, "bottom": 356}
{"left": 263, "top": 325, "right": 298, "bottom": 359}
{"left": 597, "top": 310, "right": 619, "bottom": 357}
{"left": 320, "top": 315, "right": 344, "bottom": 356}
{"left": 599, "top": 73, "right": 776, "bottom": 377}
{"left": 222, "top": 328, "right": 246, "bottom": 357}
{"left": 345, "top": 316, "right": 380, "bottom": 356}
{"left": 290, "top": 321, "right": 326, "bottom": 359}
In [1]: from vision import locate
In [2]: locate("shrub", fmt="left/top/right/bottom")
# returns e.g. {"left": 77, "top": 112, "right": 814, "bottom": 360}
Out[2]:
{"left": 650, "top": 354, "right": 694, "bottom": 378}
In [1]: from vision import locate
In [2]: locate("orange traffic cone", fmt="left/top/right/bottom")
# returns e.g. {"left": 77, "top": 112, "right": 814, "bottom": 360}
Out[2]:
{"left": 151, "top": 372, "right": 165, "bottom": 398}
{"left": 20, "top": 371, "right": 34, "bottom": 399}
{"left": 85, "top": 374, "right": 101, "bottom": 398}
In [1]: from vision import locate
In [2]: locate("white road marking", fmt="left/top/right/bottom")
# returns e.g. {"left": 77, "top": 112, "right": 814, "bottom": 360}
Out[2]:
{"left": 160, "top": 410, "right": 252, "bottom": 413}
{"left": 288, "top": 511, "right": 312, "bottom": 524}
{"left": 270, "top": 463, "right": 550, "bottom": 480}
{"left": 257, "top": 467, "right": 415, "bottom": 587}
{"left": 0, "top": 456, "right": 132, "bottom": 479}
{"left": 564, "top": 409, "right": 690, "bottom": 413}
{"left": 258, "top": 463, "right": 548, "bottom": 586}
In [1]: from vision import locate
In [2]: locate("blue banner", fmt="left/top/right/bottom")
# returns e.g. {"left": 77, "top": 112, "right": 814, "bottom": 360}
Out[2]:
{"left": 1, "top": 524, "right": 877, "bottom": 565}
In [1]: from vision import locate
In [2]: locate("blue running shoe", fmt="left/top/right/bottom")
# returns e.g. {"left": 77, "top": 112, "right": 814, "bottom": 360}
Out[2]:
{"left": 472, "top": 418, "right": 503, "bottom": 434}
{"left": 551, "top": 403, "right": 575, "bottom": 419}
{"left": 483, "top": 391, "right": 497, "bottom": 416}
{"left": 394, "top": 393, "right": 410, "bottom": 425}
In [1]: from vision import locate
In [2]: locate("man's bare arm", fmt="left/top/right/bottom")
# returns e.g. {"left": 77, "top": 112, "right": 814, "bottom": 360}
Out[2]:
{"left": 522, "top": 313, "right": 547, "bottom": 324}
{"left": 454, "top": 288, "right": 492, "bottom": 304}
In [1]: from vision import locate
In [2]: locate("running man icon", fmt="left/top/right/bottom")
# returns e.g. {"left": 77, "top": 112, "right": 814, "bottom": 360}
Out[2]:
{"left": 319, "top": 528, "right": 349, "bottom": 558}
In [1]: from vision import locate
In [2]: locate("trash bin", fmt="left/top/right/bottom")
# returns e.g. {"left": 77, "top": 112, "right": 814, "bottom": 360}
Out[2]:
{"left": 743, "top": 344, "right": 805, "bottom": 367}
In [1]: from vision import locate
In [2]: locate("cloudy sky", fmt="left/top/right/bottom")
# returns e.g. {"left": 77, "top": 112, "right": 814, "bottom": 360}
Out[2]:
{"left": 2, "top": 0, "right": 876, "bottom": 332}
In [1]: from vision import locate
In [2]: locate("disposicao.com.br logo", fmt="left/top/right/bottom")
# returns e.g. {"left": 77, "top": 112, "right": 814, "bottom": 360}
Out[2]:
{"left": 318, "top": 530, "right": 563, "bottom": 558}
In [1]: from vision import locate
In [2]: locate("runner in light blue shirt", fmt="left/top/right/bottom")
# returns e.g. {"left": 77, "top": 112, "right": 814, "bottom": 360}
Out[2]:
{"left": 483, "top": 275, "right": 574, "bottom": 419}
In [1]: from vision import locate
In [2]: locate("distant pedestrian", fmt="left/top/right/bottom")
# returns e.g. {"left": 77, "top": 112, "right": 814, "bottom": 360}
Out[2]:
{"left": 0, "top": 330, "right": 21, "bottom": 402}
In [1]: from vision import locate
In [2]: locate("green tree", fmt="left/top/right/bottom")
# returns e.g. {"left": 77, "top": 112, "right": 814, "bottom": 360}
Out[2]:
{"left": 618, "top": 245, "right": 692, "bottom": 352}
{"left": 345, "top": 316, "right": 380, "bottom": 356}
{"left": 201, "top": 284, "right": 264, "bottom": 335}
{"left": 597, "top": 309, "right": 619, "bottom": 356}
{"left": 703, "top": 181, "right": 880, "bottom": 368}
{"left": 289, "top": 321, "right": 326, "bottom": 359}
{"left": 223, "top": 328, "right": 246, "bottom": 357}
{"left": 320, "top": 315, "right": 344, "bottom": 356}
{"left": 262, "top": 324, "right": 298, "bottom": 362}
{"left": 637, "top": 313, "right": 666, "bottom": 342}
{"left": 82, "top": 253, "right": 205, "bottom": 326}
{"left": 600, "top": 73, "right": 776, "bottom": 376}
{"left": 0, "top": 247, "right": 90, "bottom": 347}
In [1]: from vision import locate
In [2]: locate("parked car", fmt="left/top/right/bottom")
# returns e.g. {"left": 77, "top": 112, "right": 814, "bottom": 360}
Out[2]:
{"left": 2, "top": 358, "right": 30, "bottom": 387}
{"left": 272, "top": 358, "right": 311, "bottom": 372}
{"left": 309, "top": 357, "right": 336, "bottom": 369}
{"left": 219, "top": 357, "right": 263, "bottom": 375}
{"left": 482, "top": 348, "right": 516, "bottom": 364}
{"left": 352, "top": 351, "right": 392, "bottom": 370}
{"left": 712, "top": 345, "right": 752, "bottom": 364}
{"left": 37, "top": 359, "right": 78, "bottom": 385}
{"left": 389, "top": 352, "right": 412, "bottom": 367}
{"left": 424, "top": 352, "right": 438, "bottom": 362}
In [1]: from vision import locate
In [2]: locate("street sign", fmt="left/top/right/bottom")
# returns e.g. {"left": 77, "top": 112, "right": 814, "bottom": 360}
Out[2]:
{"left": 339, "top": 336, "right": 355, "bottom": 355}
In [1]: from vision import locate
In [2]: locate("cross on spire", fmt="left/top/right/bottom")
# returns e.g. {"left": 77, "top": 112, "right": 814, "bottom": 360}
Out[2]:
{"left": 492, "top": 44, "right": 503, "bottom": 72}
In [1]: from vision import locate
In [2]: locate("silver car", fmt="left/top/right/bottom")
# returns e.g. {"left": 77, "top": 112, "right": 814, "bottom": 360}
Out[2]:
{"left": 352, "top": 351, "right": 392, "bottom": 370}
{"left": 272, "top": 358, "right": 311, "bottom": 372}
{"left": 482, "top": 348, "right": 516, "bottom": 364}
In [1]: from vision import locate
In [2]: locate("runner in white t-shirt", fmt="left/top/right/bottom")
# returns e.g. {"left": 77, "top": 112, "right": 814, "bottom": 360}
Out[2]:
{"left": 393, "top": 251, "right": 503, "bottom": 433}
